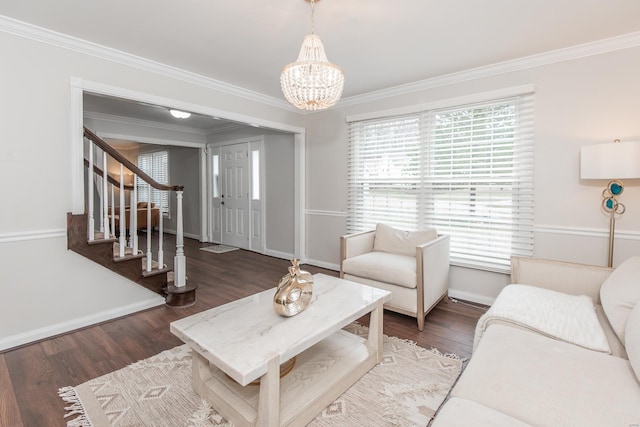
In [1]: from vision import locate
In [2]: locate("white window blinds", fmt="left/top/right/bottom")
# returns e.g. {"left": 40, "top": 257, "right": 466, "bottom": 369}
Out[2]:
{"left": 347, "top": 93, "right": 534, "bottom": 272}
{"left": 136, "top": 151, "right": 169, "bottom": 215}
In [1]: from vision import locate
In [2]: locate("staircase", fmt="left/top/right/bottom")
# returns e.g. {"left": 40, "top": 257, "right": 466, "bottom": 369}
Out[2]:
{"left": 68, "top": 127, "right": 197, "bottom": 307}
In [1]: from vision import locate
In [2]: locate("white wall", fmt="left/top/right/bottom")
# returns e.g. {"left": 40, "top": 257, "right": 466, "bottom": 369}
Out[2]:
{"left": 0, "top": 28, "right": 303, "bottom": 349}
{"left": 304, "top": 45, "right": 640, "bottom": 304}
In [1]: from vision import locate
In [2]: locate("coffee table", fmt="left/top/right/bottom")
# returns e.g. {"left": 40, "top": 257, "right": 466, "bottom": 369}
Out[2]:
{"left": 170, "top": 273, "right": 391, "bottom": 427}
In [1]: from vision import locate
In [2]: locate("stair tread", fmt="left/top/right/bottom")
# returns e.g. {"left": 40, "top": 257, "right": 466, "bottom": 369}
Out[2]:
{"left": 112, "top": 243, "right": 145, "bottom": 261}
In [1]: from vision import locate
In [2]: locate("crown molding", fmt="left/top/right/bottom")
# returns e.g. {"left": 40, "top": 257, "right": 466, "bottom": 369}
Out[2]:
{"left": 2, "top": 14, "right": 639, "bottom": 113}
{"left": 84, "top": 111, "right": 209, "bottom": 136}
{"left": 0, "top": 14, "right": 295, "bottom": 112}
{"left": 206, "top": 122, "right": 247, "bottom": 135}
{"left": 338, "top": 31, "right": 640, "bottom": 108}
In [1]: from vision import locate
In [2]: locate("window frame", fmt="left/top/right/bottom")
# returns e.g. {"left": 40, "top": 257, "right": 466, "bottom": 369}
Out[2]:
{"left": 136, "top": 150, "right": 170, "bottom": 217}
{"left": 347, "top": 90, "right": 534, "bottom": 272}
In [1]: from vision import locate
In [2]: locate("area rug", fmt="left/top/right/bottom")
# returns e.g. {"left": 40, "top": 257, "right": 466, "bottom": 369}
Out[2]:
{"left": 199, "top": 245, "right": 239, "bottom": 254}
{"left": 59, "top": 324, "right": 463, "bottom": 426}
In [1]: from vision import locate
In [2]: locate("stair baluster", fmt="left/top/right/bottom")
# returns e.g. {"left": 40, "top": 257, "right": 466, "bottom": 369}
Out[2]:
{"left": 102, "top": 151, "right": 109, "bottom": 237}
{"left": 87, "top": 140, "right": 95, "bottom": 242}
{"left": 146, "top": 182, "right": 153, "bottom": 272}
{"left": 158, "top": 189, "right": 164, "bottom": 270}
{"left": 110, "top": 184, "right": 115, "bottom": 237}
{"left": 132, "top": 175, "right": 138, "bottom": 254}
{"left": 118, "top": 164, "right": 126, "bottom": 258}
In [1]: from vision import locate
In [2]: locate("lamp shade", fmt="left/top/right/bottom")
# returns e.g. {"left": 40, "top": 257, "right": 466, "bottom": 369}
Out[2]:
{"left": 580, "top": 141, "right": 640, "bottom": 179}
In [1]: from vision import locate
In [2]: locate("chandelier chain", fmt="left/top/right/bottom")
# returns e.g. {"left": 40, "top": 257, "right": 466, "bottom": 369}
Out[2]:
{"left": 310, "top": 0, "right": 316, "bottom": 35}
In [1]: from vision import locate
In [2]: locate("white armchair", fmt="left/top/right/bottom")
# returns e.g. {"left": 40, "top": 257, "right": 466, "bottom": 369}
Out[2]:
{"left": 340, "top": 223, "right": 450, "bottom": 330}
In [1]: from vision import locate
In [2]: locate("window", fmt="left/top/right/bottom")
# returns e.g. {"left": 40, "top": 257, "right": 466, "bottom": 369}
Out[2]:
{"left": 212, "top": 154, "right": 220, "bottom": 198}
{"left": 347, "top": 93, "right": 534, "bottom": 272}
{"left": 251, "top": 149, "right": 260, "bottom": 200}
{"left": 136, "top": 151, "right": 169, "bottom": 215}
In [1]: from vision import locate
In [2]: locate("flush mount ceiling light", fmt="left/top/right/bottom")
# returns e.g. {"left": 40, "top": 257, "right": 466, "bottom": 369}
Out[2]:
{"left": 280, "top": 0, "right": 344, "bottom": 111}
{"left": 169, "top": 109, "right": 191, "bottom": 119}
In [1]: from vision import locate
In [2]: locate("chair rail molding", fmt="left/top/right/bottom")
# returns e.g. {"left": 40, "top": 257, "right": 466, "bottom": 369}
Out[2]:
{"left": 0, "top": 229, "right": 67, "bottom": 243}
{"left": 306, "top": 209, "right": 348, "bottom": 217}
{"left": 535, "top": 224, "right": 640, "bottom": 241}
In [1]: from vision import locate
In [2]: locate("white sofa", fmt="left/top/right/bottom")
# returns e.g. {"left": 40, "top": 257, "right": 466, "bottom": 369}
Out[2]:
{"left": 432, "top": 256, "right": 640, "bottom": 427}
{"left": 340, "top": 223, "right": 450, "bottom": 330}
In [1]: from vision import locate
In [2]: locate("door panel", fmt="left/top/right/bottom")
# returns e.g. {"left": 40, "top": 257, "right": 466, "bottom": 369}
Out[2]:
{"left": 220, "top": 144, "right": 249, "bottom": 249}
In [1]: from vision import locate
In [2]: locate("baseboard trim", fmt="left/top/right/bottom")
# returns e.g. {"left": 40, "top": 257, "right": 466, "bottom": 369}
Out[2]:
{"left": 448, "top": 289, "right": 495, "bottom": 306}
{"left": 0, "top": 296, "right": 164, "bottom": 352}
{"left": 303, "top": 258, "right": 340, "bottom": 271}
{"left": 163, "top": 229, "right": 200, "bottom": 241}
{"left": 264, "top": 249, "right": 295, "bottom": 260}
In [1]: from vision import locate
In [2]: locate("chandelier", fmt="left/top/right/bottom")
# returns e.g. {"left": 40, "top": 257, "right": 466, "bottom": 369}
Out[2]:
{"left": 280, "top": 0, "right": 344, "bottom": 111}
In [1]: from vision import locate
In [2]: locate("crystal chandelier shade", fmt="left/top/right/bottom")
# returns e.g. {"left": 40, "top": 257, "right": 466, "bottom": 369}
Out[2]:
{"left": 280, "top": 1, "right": 344, "bottom": 111}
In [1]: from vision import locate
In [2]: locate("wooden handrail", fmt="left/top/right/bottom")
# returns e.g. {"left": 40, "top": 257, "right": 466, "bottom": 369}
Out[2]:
{"left": 84, "top": 159, "right": 135, "bottom": 190}
{"left": 84, "top": 126, "right": 184, "bottom": 192}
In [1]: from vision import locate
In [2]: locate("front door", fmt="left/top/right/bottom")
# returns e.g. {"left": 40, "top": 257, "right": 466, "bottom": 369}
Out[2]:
{"left": 220, "top": 143, "right": 249, "bottom": 249}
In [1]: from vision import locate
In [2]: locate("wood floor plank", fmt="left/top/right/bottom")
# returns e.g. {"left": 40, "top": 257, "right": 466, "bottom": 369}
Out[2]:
{"left": 0, "top": 354, "right": 23, "bottom": 427}
{"left": 1, "top": 236, "right": 487, "bottom": 425}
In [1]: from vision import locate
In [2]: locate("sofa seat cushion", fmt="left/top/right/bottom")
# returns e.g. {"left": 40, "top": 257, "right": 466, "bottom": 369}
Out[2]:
{"left": 453, "top": 325, "right": 640, "bottom": 427}
{"left": 600, "top": 255, "right": 640, "bottom": 345}
{"left": 373, "top": 223, "right": 437, "bottom": 256}
{"left": 626, "top": 303, "right": 640, "bottom": 382}
{"left": 432, "top": 397, "right": 531, "bottom": 427}
{"left": 341, "top": 251, "right": 416, "bottom": 289}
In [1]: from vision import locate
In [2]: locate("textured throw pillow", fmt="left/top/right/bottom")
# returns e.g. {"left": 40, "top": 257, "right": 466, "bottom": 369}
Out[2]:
{"left": 373, "top": 223, "right": 437, "bottom": 257}
{"left": 600, "top": 256, "right": 640, "bottom": 346}
{"left": 626, "top": 304, "right": 640, "bottom": 382}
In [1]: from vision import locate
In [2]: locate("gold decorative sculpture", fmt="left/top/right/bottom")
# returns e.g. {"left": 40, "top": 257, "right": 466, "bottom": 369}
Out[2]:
{"left": 273, "top": 259, "right": 313, "bottom": 317}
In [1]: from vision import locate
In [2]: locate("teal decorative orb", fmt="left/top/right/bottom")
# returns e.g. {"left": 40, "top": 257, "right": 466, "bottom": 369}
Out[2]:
{"left": 610, "top": 182, "right": 623, "bottom": 195}
{"left": 605, "top": 198, "right": 615, "bottom": 210}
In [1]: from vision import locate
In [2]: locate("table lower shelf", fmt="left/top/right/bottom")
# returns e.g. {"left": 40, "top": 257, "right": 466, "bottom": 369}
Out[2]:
{"left": 192, "top": 329, "right": 377, "bottom": 427}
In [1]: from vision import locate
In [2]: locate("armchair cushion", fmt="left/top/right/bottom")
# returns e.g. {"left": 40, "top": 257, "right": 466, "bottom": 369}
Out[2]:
{"left": 373, "top": 223, "right": 437, "bottom": 256}
{"left": 341, "top": 251, "right": 417, "bottom": 289}
{"left": 600, "top": 256, "right": 640, "bottom": 345}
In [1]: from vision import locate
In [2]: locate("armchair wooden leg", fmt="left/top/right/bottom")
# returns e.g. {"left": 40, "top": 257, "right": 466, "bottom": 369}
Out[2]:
{"left": 417, "top": 314, "right": 425, "bottom": 331}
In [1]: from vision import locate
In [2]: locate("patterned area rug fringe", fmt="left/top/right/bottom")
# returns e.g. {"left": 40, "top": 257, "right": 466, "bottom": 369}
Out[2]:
{"left": 58, "top": 386, "right": 92, "bottom": 427}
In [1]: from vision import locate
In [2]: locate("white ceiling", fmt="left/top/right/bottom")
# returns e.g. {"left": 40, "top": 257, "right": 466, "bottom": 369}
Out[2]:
{"left": 2, "top": 0, "right": 640, "bottom": 102}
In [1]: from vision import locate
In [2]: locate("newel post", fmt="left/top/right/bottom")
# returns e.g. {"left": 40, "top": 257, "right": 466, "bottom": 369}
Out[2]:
{"left": 174, "top": 190, "right": 186, "bottom": 287}
{"left": 165, "top": 188, "right": 197, "bottom": 307}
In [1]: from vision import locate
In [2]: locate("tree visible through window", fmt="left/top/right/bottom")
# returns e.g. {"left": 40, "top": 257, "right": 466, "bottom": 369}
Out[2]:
{"left": 347, "top": 93, "right": 534, "bottom": 272}
{"left": 136, "top": 151, "right": 169, "bottom": 216}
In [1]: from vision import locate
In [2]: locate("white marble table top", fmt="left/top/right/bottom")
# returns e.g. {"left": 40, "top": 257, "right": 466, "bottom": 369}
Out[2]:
{"left": 170, "top": 273, "right": 391, "bottom": 386}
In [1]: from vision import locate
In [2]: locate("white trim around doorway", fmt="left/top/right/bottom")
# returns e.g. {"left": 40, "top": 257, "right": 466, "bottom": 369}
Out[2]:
{"left": 69, "top": 77, "right": 307, "bottom": 260}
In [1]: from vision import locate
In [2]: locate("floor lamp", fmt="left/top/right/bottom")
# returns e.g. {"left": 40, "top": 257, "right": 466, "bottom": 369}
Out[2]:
{"left": 580, "top": 140, "right": 640, "bottom": 267}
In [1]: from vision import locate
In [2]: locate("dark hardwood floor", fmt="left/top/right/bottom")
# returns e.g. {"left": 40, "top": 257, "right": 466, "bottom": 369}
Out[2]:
{"left": 0, "top": 236, "right": 487, "bottom": 427}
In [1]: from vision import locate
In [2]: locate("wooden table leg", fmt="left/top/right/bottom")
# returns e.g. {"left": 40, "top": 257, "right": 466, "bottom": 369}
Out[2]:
{"left": 257, "top": 355, "right": 280, "bottom": 427}
{"left": 192, "top": 351, "right": 214, "bottom": 397}
{"left": 367, "top": 299, "right": 384, "bottom": 362}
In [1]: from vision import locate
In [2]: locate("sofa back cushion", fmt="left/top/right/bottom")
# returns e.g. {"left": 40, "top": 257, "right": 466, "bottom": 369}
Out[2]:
{"left": 600, "top": 256, "right": 640, "bottom": 346}
{"left": 626, "top": 303, "right": 640, "bottom": 382}
{"left": 373, "top": 223, "right": 437, "bottom": 257}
